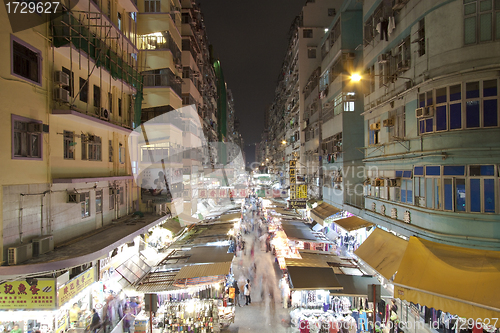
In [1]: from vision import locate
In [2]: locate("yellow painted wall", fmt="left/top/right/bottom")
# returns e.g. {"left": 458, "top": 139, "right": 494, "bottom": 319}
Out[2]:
{"left": 139, "top": 50, "right": 176, "bottom": 72}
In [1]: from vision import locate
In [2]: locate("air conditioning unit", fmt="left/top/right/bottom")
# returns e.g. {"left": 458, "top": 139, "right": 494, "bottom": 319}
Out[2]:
{"left": 110, "top": 188, "right": 121, "bottom": 195}
{"left": 369, "top": 122, "right": 380, "bottom": 130}
{"left": 378, "top": 54, "right": 389, "bottom": 63}
{"left": 425, "top": 105, "right": 434, "bottom": 117}
{"left": 54, "top": 87, "right": 70, "bottom": 103}
{"left": 87, "top": 134, "right": 96, "bottom": 142}
{"left": 346, "top": 95, "right": 356, "bottom": 101}
{"left": 28, "top": 123, "right": 43, "bottom": 133}
{"left": 54, "top": 71, "right": 70, "bottom": 86}
{"left": 383, "top": 118, "right": 395, "bottom": 127}
{"left": 32, "top": 235, "right": 54, "bottom": 256}
{"left": 68, "top": 193, "right": 85, "bottom": 203}
{"left": 101, "top": 108, "right": 110, "bottom": 121}
{"left": 8, "top": 243, "right": 33, "bottom": 265}
{"left": 415, "top": 107, "right": 425, "bottom": 118}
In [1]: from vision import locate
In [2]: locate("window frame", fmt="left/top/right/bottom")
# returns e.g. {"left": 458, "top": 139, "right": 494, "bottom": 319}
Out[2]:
{"left": 63, "top": 130, "right": 75, "bottom": 160}
{"left": 11, "top": 114, "right": 43, "bottom": 160}
{"left": 11, "top": 35, "right": 42, "bottom": 86}
{"left": 96, "top": 189, "right": 103, "bottom": 214}
{"left": 81, "top": 192, "right": 91, "bottom": 218}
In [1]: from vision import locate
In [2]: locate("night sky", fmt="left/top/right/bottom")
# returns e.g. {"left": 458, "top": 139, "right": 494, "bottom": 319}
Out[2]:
{"left": 198, "top": 0, "right": 306, "bottom": 164}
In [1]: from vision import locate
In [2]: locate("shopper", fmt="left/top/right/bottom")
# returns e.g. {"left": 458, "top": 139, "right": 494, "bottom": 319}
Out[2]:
{"left": 123, "top": 308, "right": 135, "bottom": 333}
{"left": 233, "top": 280, "right": 241, "bottom": 307}
{"left": 244, "top": 279, "right": 251, "bottom": 305}
{"left": 69, "top": 303, "right": 82, "bottom": 326}
{"left": 10, "top": 325, "right": 21, "bottom": 333}
{"left": 90, "top": 309, "right": 101, "bottom": 333}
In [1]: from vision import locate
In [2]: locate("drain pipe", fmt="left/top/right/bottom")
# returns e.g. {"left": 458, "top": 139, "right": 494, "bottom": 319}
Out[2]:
{"left": 19, "top": 195, "right": 24, "bottom": 243}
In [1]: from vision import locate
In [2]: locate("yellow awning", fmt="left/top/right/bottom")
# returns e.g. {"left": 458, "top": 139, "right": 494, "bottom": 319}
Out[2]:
{"left": 354, "top": 228, "right": 408, "bottom": 280}
{"left": 394, "top": 237, "right": 500, "bottom": 326}
{"left": 334, "top": 216, "right": 374, "bottom": 232}
{"left": 310, "top": 202, "right": 341, "bottom": 225}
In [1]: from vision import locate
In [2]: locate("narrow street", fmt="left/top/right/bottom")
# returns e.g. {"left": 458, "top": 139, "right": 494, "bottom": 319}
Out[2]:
{"left": 223, "top": 203, "right": 293, "bottom": 333}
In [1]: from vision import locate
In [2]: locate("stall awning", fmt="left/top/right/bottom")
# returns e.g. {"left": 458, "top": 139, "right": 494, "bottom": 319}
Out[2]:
{"left": 161, "top": 218, "right": 184, "bottom": 234}
{"left": 174, "top": 262, "right": 232, "bottom": 280}
{"left": 394, "top": 237, "right": 500, "bottom": 325}
{"left": 354, "top": 228, "right": 408, "bottom": 280}
{"left": 285, "top": 252, "right": 342, "bottom": 268}
{"left": 136, "top": 271, "right": 178, "bottom": 293}
{"left": 217, "top": 212, "right": 241, "bottom": 222}
{"left": 186, "top": 246, "right": 234, "bottom": 263}
{"left": 288, "top": 266, "right": 343, "bottom": 290}
{"left": 310, "top": 202, "right": 341, "bottom": 225}
{"left": 334, "top": 216, "right": 374, "bottom": 232}
{"left": 177, "top": 213, "right": 201, "bottom": 226}
{"left": 272, "top": 208, "right": 300, "bottom": 217}
{"left": 115, "top": 254, "right": 151, "bottom": 284}
{"left": 332, "top": 275, "right": 392, "bottom": 297}
{"left": 281, "top": 222, "right": 317, "bottom": 242}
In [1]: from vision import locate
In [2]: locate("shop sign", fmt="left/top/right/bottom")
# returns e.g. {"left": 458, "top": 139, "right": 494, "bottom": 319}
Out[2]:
{"left": 219, "top": 188, "right": 228, "bottom": 197}
{"left": 296, "top": 184, "right": 308, "bottom": 199}
{"left": 199, "top": 189, "right": 207, "bottom": 198}
{"left": 0, "top": 279, "right": 56, "bottom": 309}
{"left": 56, "top": 311, "right": 67, "bottom": 333}
{"left": 288, "top": 200, "right": 307, "bottom": 209}
{"left": 58, "top": 267, "right": 95, "bottom": 307}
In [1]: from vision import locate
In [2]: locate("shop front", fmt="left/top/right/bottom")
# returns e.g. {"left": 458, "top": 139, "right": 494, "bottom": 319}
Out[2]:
{"left": 0, "top": 279, "right": 57, "bottom": 333}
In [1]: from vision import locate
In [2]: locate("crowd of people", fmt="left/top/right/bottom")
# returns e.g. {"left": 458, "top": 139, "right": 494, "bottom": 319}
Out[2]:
{"left": 230, "top": 195, "right": 285, "bottom": 327}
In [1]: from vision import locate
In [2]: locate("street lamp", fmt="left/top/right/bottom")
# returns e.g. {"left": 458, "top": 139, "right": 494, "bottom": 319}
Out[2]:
{"left": 350, "top": 73, "right": 362, "bottom": 82}
{"left": 281, "top": 140, "right": 287, "bottom": 145}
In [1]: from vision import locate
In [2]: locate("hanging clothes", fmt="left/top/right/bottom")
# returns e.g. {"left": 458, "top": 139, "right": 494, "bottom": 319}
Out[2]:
{"left": 388, "top": 16, "right": 396, "bottom": 35}
{"left": 380, "top": 19, "right": 389, "bottom": 41}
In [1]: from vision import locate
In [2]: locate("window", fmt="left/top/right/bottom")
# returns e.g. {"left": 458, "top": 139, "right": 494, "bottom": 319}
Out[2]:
{"left": 308, "top": 48, "right": 316, "bottom": 59}
{"left": 108, "top": 92, "right": 113, "bottom": 113}
{"left": 109, "top": 140, "right": 113, "bottom": 162}
{"left": 96, "top": 190, "right": 103, "bottom": 213}
{"left": 107, "top": 0, "right": 111, "bottom": 16}
{"left": 417, "top": 18, "right": 425, "bottom": 56}
{"left": 109, "top": 189, "right": 115, "bottom": 210}
{"left": 328, "top": 8, "right": 336, "bottom": 16}
{"left": 12, "top": 38, "right": 41, "bottom": 85}
{"left": 182, "top": 67, "right": 190, "bottom": 79}
{"left": 81, "top": 135, "right": 102, "bottom": 161}
{"left": 79, "top": 77, "right": 88, "bottom": 102}
{"left": 464, "top": 0, "right": 500, "bottom": 45}
{"left": 144, "top": 0, "right": 160, "bottom": 12}
{"left": 400, "top": 179, "right": 413, "bottom": 204}
{"left": 94, "top": 85, "right": 101, "bottom": 108}
{"left": 12, "top": 116, "right": 42, "bottom": 159}
{"left": 119, "top": 144, "right": 125, "bottom": 164}
{"left": 389, "top": 107, "right": 406, "bottom": 141}
{"left": 81, "top": 192, "right": 90, "bottom": 218}
{"left": 120, "top": 186, "right": 124, "bottom": 205}
{"left": 182, "top": 13, "right": 190, "bottom": 24}
{"left": 368, "top": 118, "right": 380, "bottom": 145}
{"left": 62, "top": 67, "right": 74, "bottom": 96}
{"left": 117, "top": 12, "right": 122, "bottom": 31}
{"left": 303, "top": 29, "right": 313, "bottom": 38}
{"left": 64, "top": 131, "right": 75, "bottom": 159}
{"left": 118, "top": 98, "right": 122, "bottom": 117}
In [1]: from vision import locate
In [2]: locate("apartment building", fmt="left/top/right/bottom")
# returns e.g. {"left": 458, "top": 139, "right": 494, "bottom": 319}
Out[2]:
{"left": 361, "top": 0, "right": 500, "bottom": 250}
{"left": 264, "top": 0, "right": 345, "bottom": 188}
{"left": 1, "top": 0, "right": 142, "bottom": 267}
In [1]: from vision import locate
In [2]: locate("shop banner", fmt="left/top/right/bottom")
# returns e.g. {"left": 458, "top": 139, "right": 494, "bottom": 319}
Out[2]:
{"left": 265, "top": 189, "right": 272, "bottom": 197}
{"left": 228, "top": 288, "right": 235, "bottom": 299}
{"left": 56, "top": 312, "right": 67, "bottom": 333}
{"left": 58, "top": 267, "right": 95, "bottom": 307}
{"left": 229, "top": 189, "right": 237, "bottom": 198}
{"left": 219, "top": 188, "right": 228, "bottom": 197}
{"left": 199, "top": 189, "right": 207, "bottom": 198}
{"left": 238, "top": 189, "right": 247, "bottom": 198}
{"left": 0, "top": 279, "right": 56, "bottom": 309}
{"left": 208, "top": 189, "right": 218, "bottom": 199}
{"left": 272, "top": 189, "right": 281, "bottom": 198}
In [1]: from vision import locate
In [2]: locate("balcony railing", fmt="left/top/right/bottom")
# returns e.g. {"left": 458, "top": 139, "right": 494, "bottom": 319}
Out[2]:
{"left": 142, "top": 68, "right": 182, "bottom": 97}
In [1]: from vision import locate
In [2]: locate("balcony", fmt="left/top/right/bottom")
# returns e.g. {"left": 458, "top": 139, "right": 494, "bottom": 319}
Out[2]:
{"left": 143, "top": 68, "right": 182, "bottom": 97}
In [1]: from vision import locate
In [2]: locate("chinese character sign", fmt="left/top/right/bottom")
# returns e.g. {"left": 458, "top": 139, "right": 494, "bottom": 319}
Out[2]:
{"left": 0, "top": 279, "right": 56, "bottom": 309}
{"left": 296, "top": 184, "right": 308, "bottom": 199}
{"left": 58, "top": 267, "right": 95, "bottom": 307}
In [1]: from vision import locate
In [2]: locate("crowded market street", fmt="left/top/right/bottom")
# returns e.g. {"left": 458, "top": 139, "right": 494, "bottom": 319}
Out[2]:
{"left": 224, "top": 200, "right": 293, "bottom": 333}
